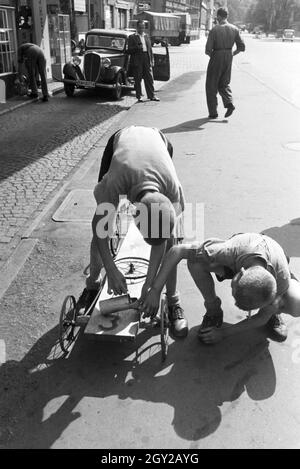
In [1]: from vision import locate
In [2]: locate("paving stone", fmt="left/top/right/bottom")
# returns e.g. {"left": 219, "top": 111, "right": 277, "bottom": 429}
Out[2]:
{"left": 0, "top": 44, "right": 204, "bottom": 262}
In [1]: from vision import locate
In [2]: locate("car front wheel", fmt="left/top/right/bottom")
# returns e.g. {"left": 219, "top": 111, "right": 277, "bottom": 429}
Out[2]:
{"left": 112, "top": 72, "right": 123, "bottom": 100}
{"left": 64, "top": 76, "right": 75, "bottom": 97}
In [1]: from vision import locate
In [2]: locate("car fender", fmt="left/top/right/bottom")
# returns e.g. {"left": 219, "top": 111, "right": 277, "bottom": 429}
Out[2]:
{"left": 103, "top": 65, "right": 124, "bottom": 82}
{"left": 63, "top": 62, "right": 78, "bottom": 79}
{"left": 110, "top": 65, "right": 123, "bottom": 77}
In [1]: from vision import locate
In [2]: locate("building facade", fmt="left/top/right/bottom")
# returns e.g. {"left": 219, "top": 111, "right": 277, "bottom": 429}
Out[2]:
{"left": 0, "top": 0, "right": 211, "bottom": 99}
{"left": 0, "top": 0, "right": 137, "bottom": 99}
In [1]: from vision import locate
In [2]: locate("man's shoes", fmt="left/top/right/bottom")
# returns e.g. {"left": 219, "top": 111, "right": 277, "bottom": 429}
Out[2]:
{"left": 150, "top": 96, "right": 160, "bottom": 101}
{"left": 224, "top": 104, "right": 235, "bottom": 118}
{"left": 266, "top": 313, "right": 288, "bottom": 342}
{"left": 168, "top": 305, "right": 188, "bottom": 338}
{"left": 208, "top": 114, "right": 218, "bottom": 119}
{"left": 42, "top": 95, "right": 49, "bottom": 102}
{"left": 137, "top": 98, "right": 144, "bottom": 102}
{"left": 76, "top": 288, "right": 99, "bottom": 315}
{"left": 28, "top": 93, "right": 38, "bottom": 99}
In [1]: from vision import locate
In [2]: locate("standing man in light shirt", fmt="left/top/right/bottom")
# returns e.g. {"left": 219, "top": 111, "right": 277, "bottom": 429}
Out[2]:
{"left": 205, "top": 7, "right": 245, "bottom": 119}
{"left": 127, "top": 20, "right": 160, "bottom": 102}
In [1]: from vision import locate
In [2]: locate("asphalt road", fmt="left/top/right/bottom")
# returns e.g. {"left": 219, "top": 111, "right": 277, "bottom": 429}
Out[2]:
{"left": 1, "top": 35, "right": 300, "bottom": 450}
{"left": 237, "top": 34, "right": 300, "bottom": 109}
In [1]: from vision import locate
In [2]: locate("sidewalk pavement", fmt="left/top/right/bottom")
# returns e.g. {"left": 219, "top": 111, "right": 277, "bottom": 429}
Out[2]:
{"left": 1, "top": 43, "right": 300, "bottom": 448}
{"left": 0, "top": 80, "right": 64, "bottom": 117}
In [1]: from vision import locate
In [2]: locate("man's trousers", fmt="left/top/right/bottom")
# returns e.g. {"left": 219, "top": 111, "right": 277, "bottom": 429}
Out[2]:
{"left": 205, "top": 50, "right": 233, "bottom": 116}
{"left": 132, "top": 52, "right": 155, "bottom": 100}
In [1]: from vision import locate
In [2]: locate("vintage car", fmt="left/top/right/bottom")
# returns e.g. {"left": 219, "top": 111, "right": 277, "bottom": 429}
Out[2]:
{"left": 282, "top": 29, "right": 295, "bottom": 42}
{"left": 62, "top": 28, "right": 170, "bottom": 100}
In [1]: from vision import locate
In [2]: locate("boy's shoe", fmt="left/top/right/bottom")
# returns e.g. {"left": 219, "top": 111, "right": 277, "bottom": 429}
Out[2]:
{"left": 168, "top": 305, "right": 188, "bottom": 338}
{"left": 199, "top": 312, "right": 223, "bottom": 329}
{"left": 198, "top": 312, "right": 223, "bottom": 341}
{"left": 76, "top": 288, "right": 99, "bottom": 315}
{"left": 209, "top": 114, "right": 218, "bottom": 119}
{"left": 266, "top": 313, "right": 288, "bottom": 342}
{"left": 28, "top": 93, "right": 38, "bottom": 99}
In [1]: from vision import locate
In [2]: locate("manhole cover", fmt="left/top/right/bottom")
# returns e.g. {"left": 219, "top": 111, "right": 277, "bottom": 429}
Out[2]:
{"left": 284, "top": 142, "right": 300, "bottom": 151}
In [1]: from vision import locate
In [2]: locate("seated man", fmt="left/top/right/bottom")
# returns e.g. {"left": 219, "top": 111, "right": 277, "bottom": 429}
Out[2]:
{"left": 77, "top": 125, "right": 188, "bottom": 338}
{"left": 140, "top": 232, "right": 300, "bottom": 343}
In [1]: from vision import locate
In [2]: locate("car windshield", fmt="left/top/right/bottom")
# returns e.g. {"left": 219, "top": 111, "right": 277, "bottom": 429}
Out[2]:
{"left": 86, "top": 35, "right": 126, "bottom": 51}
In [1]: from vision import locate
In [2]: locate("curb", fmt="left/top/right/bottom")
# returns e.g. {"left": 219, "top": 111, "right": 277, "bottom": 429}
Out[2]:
{"left": 0, "top": 114, "right": 122, "bottom": 301}
{"left": 0, "top": 85, "right": 64, "bottom": 117}
{"left": 0, "top": 238, "right": 38, "bottom": 300}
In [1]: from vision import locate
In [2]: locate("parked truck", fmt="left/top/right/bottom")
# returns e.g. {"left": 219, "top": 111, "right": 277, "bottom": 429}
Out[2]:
{"left": 129, "top": 11, "right": 182, "bottom": 46}
{"left": 177, "top": 13, "right": 192, "bottom": 44}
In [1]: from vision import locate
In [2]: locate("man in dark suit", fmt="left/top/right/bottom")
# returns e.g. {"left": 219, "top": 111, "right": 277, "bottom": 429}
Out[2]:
{"left": 127, "top": 20, "right": 160, "bottom": 102}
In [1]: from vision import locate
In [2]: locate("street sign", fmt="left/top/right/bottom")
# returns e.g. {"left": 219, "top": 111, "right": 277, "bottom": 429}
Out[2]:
{"left": 74, "top": 0, "right": 86, "bottom": 12}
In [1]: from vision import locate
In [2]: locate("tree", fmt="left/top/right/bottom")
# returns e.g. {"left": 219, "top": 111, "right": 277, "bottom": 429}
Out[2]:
{"left": 227, "top": 0, "right": 254, "bottom": 24}
{"left": 245, "top": 0, "right": 300, "bottom": 31}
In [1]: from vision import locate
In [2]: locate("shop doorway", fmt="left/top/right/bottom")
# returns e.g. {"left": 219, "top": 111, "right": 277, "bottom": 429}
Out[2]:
{"left": 48, "top": 14, "right": 71, "bottom": 80}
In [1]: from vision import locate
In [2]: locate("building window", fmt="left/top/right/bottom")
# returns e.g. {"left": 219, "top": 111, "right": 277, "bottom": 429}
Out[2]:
{"left": 0, "top": 7, "right": 17, "bottom": 75}
{"left": 118, "top": 9, "right": 126, "bottom": 29}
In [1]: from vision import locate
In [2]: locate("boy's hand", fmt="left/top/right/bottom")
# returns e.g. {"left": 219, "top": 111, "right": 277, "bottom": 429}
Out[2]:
{"left": 107, "top": 269, "right": 127, "bottom": 296}
{"left": 198, "top": 327, "right": 224, "bottom": 344}
{"left": 139, "top": 288, "right": 160, "bottom": 317}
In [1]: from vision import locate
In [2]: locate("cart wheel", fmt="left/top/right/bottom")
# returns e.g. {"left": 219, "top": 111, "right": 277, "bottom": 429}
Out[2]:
{"left": 59, "top": 295, "right": 79, "bottom": 354}
{"left": 160, "top": 296, "right": 169, "bottom": 361}
{"left": 109, "top": 213, "right": 121, "bottom": 258}
{"left": 115, "top": 256, "right": 149, "bottom": 281}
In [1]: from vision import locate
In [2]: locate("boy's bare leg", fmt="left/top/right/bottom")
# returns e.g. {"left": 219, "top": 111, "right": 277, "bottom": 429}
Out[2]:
{"left": 77, "top": 235, "right": 103, "bottom": 313}
{"left": 187, "top": 260, "right": 223, "bottom": 329}
{"left": 165, "top": 239, "right": 188, "bottom": 337}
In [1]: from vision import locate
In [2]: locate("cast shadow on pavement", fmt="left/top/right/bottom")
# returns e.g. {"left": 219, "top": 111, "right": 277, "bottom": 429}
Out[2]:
{"left": 262, "top": 222, "right": 300, "bottom": 259}
{"left": 0, "top": 91, "right": 129, "bottom": 183}
{"left": 161, "top": 117, "right": 227, "bottom": 134}
{"left": 158, "top": 71, "right": 205, "bottom": 104}
{"left": 0, "top": 322, "right": 276, "bottom": 448}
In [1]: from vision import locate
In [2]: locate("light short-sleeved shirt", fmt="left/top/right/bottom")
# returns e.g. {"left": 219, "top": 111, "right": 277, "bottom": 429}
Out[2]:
{"left": 188, "top": 233, "right": 290, "bottom": 296}
{"left": 93, "top": 126, "right": 185, "bottom": 237}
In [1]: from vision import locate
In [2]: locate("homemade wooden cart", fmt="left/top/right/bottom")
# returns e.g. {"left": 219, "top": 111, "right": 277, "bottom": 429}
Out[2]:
{"left": 59, "top": 204, "right": 169, "bottom": 361}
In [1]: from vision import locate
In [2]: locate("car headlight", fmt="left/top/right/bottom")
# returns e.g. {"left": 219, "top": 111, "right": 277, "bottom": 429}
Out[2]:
{"left": 72, "top": 56, "right": 81, "bottom": 66}
{"left": 102, "top": 58, "right": 111, "bottom": 68}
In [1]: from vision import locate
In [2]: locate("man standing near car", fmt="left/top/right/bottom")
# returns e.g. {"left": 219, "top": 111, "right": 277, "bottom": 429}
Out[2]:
{"left": 127, "top": 20, "right": 160, "bottom": 102}
{"left": 18, "top": 42, "right": 49, "bottom": 102}
{"left": 205, "top": 7, "right": 245, "bottom": 119}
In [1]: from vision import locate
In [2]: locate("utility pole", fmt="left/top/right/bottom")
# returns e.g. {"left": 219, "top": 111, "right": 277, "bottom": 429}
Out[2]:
{"left": 87, "top": 0, "right": 91, "bottom": 30}
{"left": 208, "top": 0, "right": 214, "bottom": 30}
{"left": 198, "top": 0, "right": 203, "bottom": 37}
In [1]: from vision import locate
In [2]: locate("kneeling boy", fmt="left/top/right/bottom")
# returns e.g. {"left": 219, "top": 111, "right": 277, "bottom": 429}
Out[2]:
{"left": 141, "top": 232, "right": 300, "bottom": 343}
